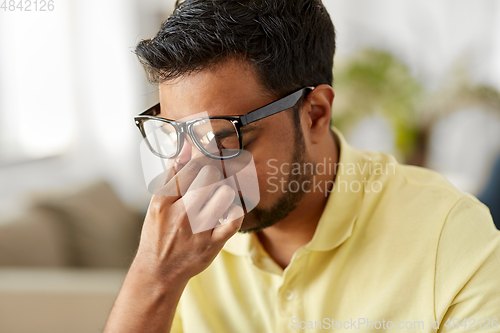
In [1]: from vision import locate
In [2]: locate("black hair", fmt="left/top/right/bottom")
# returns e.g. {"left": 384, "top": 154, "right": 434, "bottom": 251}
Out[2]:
{"left": 135, "top": 0, "right": 336, "bottom": 99}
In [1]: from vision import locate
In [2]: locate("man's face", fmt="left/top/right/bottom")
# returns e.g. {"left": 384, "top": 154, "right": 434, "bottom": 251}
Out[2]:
{"left": 159, "top": 59, "right": 313, "bottom": 232}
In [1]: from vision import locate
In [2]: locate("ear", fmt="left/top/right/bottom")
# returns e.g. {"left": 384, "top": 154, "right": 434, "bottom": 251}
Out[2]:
{"left": 303, "top": 84, "right": 335, "bottom": 143}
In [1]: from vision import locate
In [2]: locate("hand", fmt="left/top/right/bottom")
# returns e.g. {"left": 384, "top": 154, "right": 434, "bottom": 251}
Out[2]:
{"left": 134, "top": 159, "right": 244, "bottom": 283}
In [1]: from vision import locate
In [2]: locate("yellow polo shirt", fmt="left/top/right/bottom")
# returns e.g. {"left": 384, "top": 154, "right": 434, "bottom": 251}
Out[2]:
{"left": 171, "top": 127, "right": 500, "bottom": 333}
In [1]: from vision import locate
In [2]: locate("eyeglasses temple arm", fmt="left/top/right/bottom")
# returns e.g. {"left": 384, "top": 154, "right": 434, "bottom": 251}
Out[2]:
{"left": 140, "top": 103, "right": 161, "bottom": 116}
{"left": 240, "top": 87, "right": 312, "bottom": 126}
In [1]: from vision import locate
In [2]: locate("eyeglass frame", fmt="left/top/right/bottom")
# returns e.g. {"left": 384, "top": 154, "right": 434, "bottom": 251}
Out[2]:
{"left": 134, "top": 86, "right": 315, "bottom": 160}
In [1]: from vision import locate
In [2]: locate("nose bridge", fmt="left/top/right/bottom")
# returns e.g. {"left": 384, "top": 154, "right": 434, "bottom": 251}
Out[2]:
{"left": 177, "top": 122, "right": 189, "bottom": 134}
{"left": 176, "top": 122, "right": 193, "bottom": 152}
{"left": 175, "top": 132, "right": 192, "bottom": 163}
{"left": 177, "top": 128, "right": 203, "bottom": 161}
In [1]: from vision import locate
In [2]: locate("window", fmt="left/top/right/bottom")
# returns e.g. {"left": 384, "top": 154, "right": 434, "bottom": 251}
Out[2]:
{"left": 0, "top": 6, "right": 76, "bottom": 164}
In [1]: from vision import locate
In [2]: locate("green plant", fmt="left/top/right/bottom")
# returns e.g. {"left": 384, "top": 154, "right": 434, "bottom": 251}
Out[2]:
{"left": 332, "top": 49, "right": 422, "bottom": 161}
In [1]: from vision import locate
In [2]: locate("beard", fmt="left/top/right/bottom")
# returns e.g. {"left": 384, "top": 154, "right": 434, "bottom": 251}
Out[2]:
{"left": 239, "top": 126, "right": 314, "bottom": 234}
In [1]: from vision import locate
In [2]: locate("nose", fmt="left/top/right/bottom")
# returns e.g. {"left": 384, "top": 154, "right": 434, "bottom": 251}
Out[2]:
{"left": 175, "top": 133, "right": 203, "bottom": 166}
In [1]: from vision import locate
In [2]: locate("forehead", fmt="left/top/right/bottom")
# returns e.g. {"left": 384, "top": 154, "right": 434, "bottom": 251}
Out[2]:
{"left": 159, "top": 59, "right": 275, "bottom": 121}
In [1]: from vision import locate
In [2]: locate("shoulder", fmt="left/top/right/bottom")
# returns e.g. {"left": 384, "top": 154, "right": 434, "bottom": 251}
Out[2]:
{"left": 353, "top": 148, "right": 500, "bottom": 273}
{"left": 355, "top": 149, "right": 467, "bottom": 229}
{"left": 362, "top": 149, "right": 499, "bottom": 245}
{"left": 352, "top": 149, "right": 500, "bottom": 317}
{"left": 434, "top": 195, "right": 500, "bottom": 315}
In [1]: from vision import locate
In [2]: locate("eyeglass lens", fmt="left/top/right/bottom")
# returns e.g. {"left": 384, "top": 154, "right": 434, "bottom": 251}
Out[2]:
{"left": 142, "top": 118, "right": 240, "bottom": 159}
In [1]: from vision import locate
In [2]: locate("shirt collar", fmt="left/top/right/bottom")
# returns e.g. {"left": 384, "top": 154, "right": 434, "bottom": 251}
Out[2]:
{"left": 223, "top": 126, "right": 365, "bottom": 255}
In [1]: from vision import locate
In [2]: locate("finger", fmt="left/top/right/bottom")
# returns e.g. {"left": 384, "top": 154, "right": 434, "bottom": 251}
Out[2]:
{"left": 211, "top": 205, "right": 244, "bottom": 243}
{"left": 158, "top": 153, "right": 223, "bottom": 198}
{"left": 155, "top": 159, "right": 204, "bottom": 199}
{"left": 182, "top": 165, "right": 223, "bottom": 213}
{"left": 193, "top": 185, "right": 235, "bottom": 232}
{"left": 151, "top": 158, "right": 179, "bottom": 195}
{"left": 221, "top": 203, "right": 245, "bottom": 225}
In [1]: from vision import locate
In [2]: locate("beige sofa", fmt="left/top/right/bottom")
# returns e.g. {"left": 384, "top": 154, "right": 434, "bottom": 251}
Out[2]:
{"left": 0, "top": 268, "right": 127, "bottom": 333}
{"left": 0, "top": 182, "right": 144, "bottom": 333}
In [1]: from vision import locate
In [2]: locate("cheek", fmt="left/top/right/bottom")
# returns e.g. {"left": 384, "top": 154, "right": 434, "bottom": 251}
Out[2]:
{"left": 242, "top": 115, "right": 297, "bottom": 196}
{"left": 250, "top": 150, "right": 293, "bottom": 205}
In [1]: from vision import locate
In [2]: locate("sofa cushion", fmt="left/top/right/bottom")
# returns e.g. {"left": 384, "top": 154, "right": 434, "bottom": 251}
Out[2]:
{"left": 37, "top": 181, "right": 143, "bottom": 268}
{"left": 0, "top": 207, "right": 69, "bottom": 266}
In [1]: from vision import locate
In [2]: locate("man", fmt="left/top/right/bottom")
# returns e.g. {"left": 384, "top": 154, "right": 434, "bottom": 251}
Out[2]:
{"left": 105, "top": 1, "right": 500, "bottom": 332}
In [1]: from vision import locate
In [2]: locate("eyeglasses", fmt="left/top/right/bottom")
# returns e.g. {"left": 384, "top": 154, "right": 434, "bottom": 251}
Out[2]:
{"left": 135, "top": 86, "right": 314, "bottom": 160}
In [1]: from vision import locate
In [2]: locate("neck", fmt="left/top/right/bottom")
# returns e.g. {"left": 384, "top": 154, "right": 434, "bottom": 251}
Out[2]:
{"left": 256, "top": 135, "right": 339, "bottom": 269}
